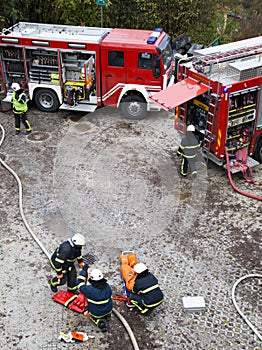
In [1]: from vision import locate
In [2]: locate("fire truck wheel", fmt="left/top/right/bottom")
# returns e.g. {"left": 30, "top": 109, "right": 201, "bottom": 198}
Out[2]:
{"left": 254, "top": 138, "right": 262, "bottom": 163}
{"left": 120, "top": 95, "right": 147, "bottom": 120}
{"left": 34, "top": 89, "right": 60, "bottom": 112}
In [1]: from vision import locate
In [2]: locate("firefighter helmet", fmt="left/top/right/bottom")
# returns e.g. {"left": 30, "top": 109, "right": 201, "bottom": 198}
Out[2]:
{"left": 71, "top": 233, "right": 85, "bottom": 246}
{"left": 89, "top": 268, "right": 104, "bottom": 281}
{"left": 134, "top": 263, "right": 148, "bottom": 274}
{"left": 11, "top": 83, "right": 20, "bottom": 91}
{"left": 187, "top": 124, "right": 195, "bottom": 132}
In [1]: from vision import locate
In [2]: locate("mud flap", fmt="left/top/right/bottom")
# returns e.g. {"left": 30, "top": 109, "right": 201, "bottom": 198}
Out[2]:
{"left": 52, "top": 291, "right": 88, "bottom": 315}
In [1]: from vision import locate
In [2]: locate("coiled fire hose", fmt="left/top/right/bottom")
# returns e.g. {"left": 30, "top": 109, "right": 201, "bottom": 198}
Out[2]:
{"left": 225, "top": 149, "right": 262, "bottom": 201}
{"left": 0, "top": 123, "right": 140, "bottom": 350}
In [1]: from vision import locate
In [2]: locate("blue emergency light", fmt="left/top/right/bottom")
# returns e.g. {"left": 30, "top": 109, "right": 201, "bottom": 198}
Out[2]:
{"left": 147, "top": 28, "right": 163, "bottom": 44}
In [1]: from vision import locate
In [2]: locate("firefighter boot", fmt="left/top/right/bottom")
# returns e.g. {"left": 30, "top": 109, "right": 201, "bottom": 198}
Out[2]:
{"left": 48, "top": 279, "right": 58, "bottom": 293}
{"left": 127, "top": 253, "right": 137, "bottom": 268}
{"left": 98, "top": 320, "right": 108, "bottom": 333}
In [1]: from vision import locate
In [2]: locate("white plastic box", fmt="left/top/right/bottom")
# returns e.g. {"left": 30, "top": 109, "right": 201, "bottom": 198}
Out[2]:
{"left": 182, "top": 296, "right": 206, "bottom": 313}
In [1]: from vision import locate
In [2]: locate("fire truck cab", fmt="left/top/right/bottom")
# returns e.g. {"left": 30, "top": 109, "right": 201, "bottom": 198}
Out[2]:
{"left": 150, "top": 36, "right": 262, "bottom": 164}
{"left": 0, "top": 22, "right": 174, "bottom": 120}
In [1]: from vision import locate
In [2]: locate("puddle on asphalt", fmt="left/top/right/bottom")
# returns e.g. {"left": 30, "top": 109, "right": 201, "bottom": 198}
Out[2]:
{"left": 70, "top": 116, "right": 83, "bottom": 122}
{"left": 116, "top": 154, "right": 125, "bottom": 159}
{"left": 46, "top": 217, "right": 68, "bottom": 237}
{"left": 73, "top": 123, "right": 92, "bottom": 132}
{"left": 116, "top": 122, "right": 132, "bottom": 129}
{"left": 27, "top": 131, "right": 50, "bottom": 141}
{"left": 172, "top": 189, "right": 193, "bottom": 204}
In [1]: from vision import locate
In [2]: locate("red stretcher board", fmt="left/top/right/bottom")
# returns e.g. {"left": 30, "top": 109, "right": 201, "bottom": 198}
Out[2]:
{"left": 149, "top": 77, "right": 210, "bottom": 111}
{"left": 52, "top": 291, "right": 88, "bottom": 314}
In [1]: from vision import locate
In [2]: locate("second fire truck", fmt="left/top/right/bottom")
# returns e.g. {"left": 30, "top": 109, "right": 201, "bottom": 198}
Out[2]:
{"left": 0, "top": 22, "right": 174, "bottom": 120}
{"left": 150, "top": 36, "right": 262, "bottom": 164}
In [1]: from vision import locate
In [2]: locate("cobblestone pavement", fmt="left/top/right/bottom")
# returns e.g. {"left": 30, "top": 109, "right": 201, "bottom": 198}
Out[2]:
{"left": 0, "top": 105, "right": 261, "bottom": 350}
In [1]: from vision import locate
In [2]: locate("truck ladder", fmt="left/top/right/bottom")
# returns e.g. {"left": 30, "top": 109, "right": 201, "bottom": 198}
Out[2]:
{"left": 202, "top": 85, "right": 221, "bottom": 160}
{"left": 176, "top": 70, "right": 189, "bottom": 133}
{"left": 193, "top": 44, "right": 262, "bottom": 74}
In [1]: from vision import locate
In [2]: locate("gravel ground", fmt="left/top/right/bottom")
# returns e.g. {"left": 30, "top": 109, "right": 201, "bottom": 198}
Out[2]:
{"left": 0, "top": 103, "right": 261, "bottom": 350}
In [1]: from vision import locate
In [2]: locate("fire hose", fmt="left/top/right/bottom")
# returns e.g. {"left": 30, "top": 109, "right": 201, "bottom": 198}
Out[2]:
{"left": 232, "top": 274, "right": 262, "bottom": 341}
{"left": 0, "top": 123, "right": 140, "bottom": 350}
{"left": 225, "top": 149, "right": 262, "bottom": 201}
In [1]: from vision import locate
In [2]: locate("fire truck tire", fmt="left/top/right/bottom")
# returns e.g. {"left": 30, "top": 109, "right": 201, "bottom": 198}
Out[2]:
{"left": 254, "top": 138, "right": 262, "bottom": 163}
{"left": 34, "top": 89, "right": 60, "bottom": 112}
{"left": 120, "top": 95, "right": 147, "bottom": 120}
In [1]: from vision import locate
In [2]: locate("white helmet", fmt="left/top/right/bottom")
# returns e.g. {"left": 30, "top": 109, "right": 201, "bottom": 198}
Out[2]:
{"left": 90, "top": 268, "right": 104, "bottom": 281}
{"left": 134, "top": 263, "right": 148, "bottom": 274}
{"left": 187, "top": 124, "right": 195, "bottom": 132}
{"left": 11, "top": 83, "right": 20, "bottom": 91}
{"left": 71, "top": 233, "right": 85, "bottom": 246}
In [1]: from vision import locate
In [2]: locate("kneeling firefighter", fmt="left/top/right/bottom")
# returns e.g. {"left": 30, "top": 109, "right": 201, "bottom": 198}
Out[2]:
{"left": 130, "top": 263, "right": 164, "bottom": 315}
{"left": 120, "top": 253, "right": 164, "bottom": 315}
{"left": 49, "top": 233, "right": 85, "bottom": 294}
{"left": 77, "top": 267, "right": 112, "bottom": 332}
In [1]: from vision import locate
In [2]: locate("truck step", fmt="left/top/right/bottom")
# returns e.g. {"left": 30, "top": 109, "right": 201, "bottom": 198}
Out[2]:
{"left": 223, "top": 156, "right": 260, "bottom": 173}
{"left": 59, "top": 103, "right": 97, "bottom": 113}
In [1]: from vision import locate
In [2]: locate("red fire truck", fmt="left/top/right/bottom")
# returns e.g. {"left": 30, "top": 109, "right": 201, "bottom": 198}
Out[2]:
{"left": 150, "top": 36, "right": 262, "bottom": 164}
{"left": 0, "top": 22, "right": 174, "bottom": 120}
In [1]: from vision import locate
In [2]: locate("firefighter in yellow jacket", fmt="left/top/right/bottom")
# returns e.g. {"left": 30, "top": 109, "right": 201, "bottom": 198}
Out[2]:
{"left": 11, "top": 83, "right": 32, "bottom": 135}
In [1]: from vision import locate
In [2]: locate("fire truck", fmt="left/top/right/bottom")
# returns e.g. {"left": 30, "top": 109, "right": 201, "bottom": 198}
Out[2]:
{"left": 0, "top": 22, "right": 174, "bottom": 120}
{"left": 149, "top": 36, "right": 262, "bottom": 164}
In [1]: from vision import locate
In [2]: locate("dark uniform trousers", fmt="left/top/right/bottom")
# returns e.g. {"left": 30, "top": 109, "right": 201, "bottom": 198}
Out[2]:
{"left": 50, "top": 265, "right": 77, "bottom": 292}
{"left": 14, "top": 112, "right": 31, "bottom": 132}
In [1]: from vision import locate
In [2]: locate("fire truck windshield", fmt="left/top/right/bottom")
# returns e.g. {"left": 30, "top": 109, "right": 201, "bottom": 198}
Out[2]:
{"left": 158, "top": 35, "right": 173, "bottom": 70}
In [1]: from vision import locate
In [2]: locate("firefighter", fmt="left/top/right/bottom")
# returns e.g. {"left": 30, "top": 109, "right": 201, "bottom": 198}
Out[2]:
{"left": 177, "top": 124, "right": 201, "bottom": 177}
{"left": 77, "top": 267, "right": 113, "bottom": 332}
{"left": 49, "top": 233, "right": 85, "bottom": 294}
{"left": 11, "top": 83, "right": 32, "bottom": 135}
{"left": 129, "top": 263, "right": 164, "bottom": 316}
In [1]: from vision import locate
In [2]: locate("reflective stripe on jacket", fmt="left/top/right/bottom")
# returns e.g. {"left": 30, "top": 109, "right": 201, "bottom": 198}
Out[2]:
{"left": 177, "top": 132, "right": 201, "bottom": 159}
{"left": 132, "top": 272, "right": 164, "bottom": 308}
{"left": 77, "top": 270, "right": 113, "bottom": 317}
{"left": 50, "top": 240, "right": 83, "bottom": 273}
{"left": 12, "top": 91, "right": 28, "bottom": 113}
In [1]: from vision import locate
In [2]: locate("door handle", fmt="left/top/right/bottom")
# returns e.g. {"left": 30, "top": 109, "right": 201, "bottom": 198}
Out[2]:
{"left": 106, "top": 74, "right": 112, "bottom": 78}
{"left": 136, "top": 77, "right": 142, "bottom": 80}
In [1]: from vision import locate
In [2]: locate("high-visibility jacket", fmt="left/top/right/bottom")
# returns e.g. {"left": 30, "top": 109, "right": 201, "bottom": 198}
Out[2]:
{"left": 12, "top": 91, "right": 28, "bottom": 114}
{"left": 50, "top": 239, "right": 83, "bottom": 274}
{"left": 131, "top": 272, "right": 164, "bottom": 308}
{"left": 120, "top": 264, "right": 136, "bottom": 291}
{"left": 177, "top": 132, "right": 201, "bottom": 159}
{"left": 77, "top": 269, "right": 112, "bottom": 317}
